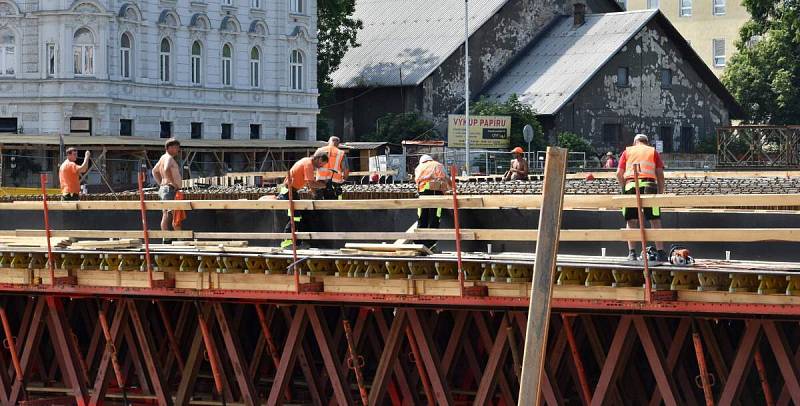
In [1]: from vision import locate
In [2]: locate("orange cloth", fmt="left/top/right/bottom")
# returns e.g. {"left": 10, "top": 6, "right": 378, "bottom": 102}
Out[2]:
{"left": 59, "top": 160, "right": 80, "bottom": 195}
{"left": 286, "top": 157, "right": 316, "bottom": 190}
{"left": 316, "top": 145, "right": 347, "bottom": 183}
{"left": 414, "top": 160, "right": 447, "bottom": 192}
{"left": 172, "top": 191, "right": 186, "bottom": 229}
{"left": 623, "top": 144, "right": 657, "bottom": 180}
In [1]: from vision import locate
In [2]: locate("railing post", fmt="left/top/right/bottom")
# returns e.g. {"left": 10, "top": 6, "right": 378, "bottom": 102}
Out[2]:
{"left": 137, "top": 171, "right": 154, "bottom": 288}
{"left": 39, "top": 173, "right": 56, "bottom": 285}
{"left": 632, "top": 164, "right": 653, "bottom": 303}
{"left": 286, "top": 171, "right": 299, "bottom": 293}
{"left": 449, "top": 165, "right": 464, "bottom": 296}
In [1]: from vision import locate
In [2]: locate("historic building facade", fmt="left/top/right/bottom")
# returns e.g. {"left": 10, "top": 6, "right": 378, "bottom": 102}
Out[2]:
{"left": 0, "top": 0, "right": 318, "bottom": 139}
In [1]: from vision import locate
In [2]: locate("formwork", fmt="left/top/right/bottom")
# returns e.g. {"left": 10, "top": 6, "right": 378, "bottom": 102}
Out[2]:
{"left": 0, "top": 172, "right": 799, "bottom": 405}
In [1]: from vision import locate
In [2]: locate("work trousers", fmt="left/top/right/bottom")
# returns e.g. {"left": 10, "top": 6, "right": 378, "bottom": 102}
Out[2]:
{"left": 416, "top": 189, "right": 443, "bottom": 248}
{"left": 278, "top": 189, "right": 313, "bottom": 236}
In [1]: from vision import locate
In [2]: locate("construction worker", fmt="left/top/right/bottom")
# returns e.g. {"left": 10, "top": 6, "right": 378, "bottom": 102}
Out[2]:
{"left": 414, "top": 155, "right": 450, "bottom": 250}
{"left": 152, "top": 138, "right": 182, "bottom": 237}
{"left": 603, "top": 151, "right": 617, "bottom": 169}
{"left": 315, "top": 136, "right": 350, "bottom": 200}
{"left": 59, "top": 147, "right": 91, "bottom": 201}
{"left": 616, "top": 134, "right": 668, "bottom": 262}
{"left": 503, "top": 146, "right": 529, "bottom": 181}
{"left": 278, "top": 150, "right": 329, "bottom": 249}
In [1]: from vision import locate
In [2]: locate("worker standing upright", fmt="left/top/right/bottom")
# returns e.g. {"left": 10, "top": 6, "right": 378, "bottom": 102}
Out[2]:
{"left": 414, "top": 155, "right": 449, "bottom": 250}
{"left": 152, "top": 138, "right": 183, "bottom": 237}
{"left": 616, "top": 134, "right": 668, "bottom": 262}
{"left": 59, "top": 147, "right": 91, "bottom": 201}
{"left": 278, "top": 150, "right": 329, "bottom": 249}
{"left": 315, "top": 136, "right": 350, "bottom": 200}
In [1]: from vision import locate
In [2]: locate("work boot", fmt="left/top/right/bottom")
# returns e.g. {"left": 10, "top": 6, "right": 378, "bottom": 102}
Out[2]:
{"left": 626, "top": 249, "right": 639, "bottom": 261}
{"left": 656, "top": 249, "right": 669, "bottom": 263}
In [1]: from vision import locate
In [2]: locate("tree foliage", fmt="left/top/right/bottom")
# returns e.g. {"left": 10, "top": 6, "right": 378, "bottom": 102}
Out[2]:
{"left": 557, "top": 132, "right": 596, "bottom": 156}
{"left": 317, "top": 0, "right": 363, "bottom": 139}
{"left": 721, "top": 0, "right": 800, "bottom": 123}
{"left": 470, "top": 95, "right": 545, "bottom": 152}
{"left": 363, "top": 113, "right": 437, "bottom": 145}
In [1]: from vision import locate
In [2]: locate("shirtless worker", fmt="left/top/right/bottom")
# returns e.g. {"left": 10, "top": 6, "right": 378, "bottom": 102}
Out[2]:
{"left": 151, "top": 138, "right": 182, "bottom": 236}
{"left": 503, "top": 147, "right": 529, "bottom": 180}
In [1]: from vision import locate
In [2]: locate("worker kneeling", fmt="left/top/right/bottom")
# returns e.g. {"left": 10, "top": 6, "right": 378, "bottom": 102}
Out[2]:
{"left": 414, "top": 155, "right": 450, "bottom": 251}
{"left": 616, "top": 134, "right": 668, "bottom": 262}
{"left": 278, "top": 150, "right": 329, "bottom": 249}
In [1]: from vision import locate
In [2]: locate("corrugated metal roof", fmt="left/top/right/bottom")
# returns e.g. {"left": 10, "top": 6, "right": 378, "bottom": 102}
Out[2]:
{"left": 331, "top": 0, "right": 510, "bottom": 88}
{"left": 482, "top": 10, "right": 658, "bottom": 115}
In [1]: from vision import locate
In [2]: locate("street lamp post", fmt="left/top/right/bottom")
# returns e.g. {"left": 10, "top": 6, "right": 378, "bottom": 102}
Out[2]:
{"left": 464, "top": 0, "right": 470, "bottom": 175}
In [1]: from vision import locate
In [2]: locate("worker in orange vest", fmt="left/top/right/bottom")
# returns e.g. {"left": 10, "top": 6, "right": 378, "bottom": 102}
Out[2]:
{"left": 277, "top": 150, "right": 329, "bottom": 249}
{"left": 58, "top": 147, "right": 91, "bottom": 201}
{"left": 616, "top": 134, "right": 668, "bottom": 262}
{"left": 315, "top": 136, "right": 349, "bottom": 200}
{"left": 414, "top": 155, "right": 450, "bottom": 250}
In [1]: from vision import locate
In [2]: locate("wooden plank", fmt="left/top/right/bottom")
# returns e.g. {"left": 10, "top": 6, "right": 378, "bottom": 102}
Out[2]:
{"left": 518, "top": 146, "right": 568, "bottom": 405}
{"left": 567, "top": 170, "right": 800, "bottom": 179}
{"left": 344, "top": 243, "right": 433, "bottom": 254}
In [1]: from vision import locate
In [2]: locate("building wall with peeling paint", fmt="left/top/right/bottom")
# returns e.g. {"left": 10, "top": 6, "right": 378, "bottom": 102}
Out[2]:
{"left": 329, "top": 0, "right": 620, "bottom": 140}
{"left": 551, "top": 20, "right": 730, "bottom": 154}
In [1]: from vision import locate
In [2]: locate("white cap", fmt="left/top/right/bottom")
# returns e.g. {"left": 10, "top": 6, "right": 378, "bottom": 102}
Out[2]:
{"left": 420, "top": 155, "right": 433, "bottom": 163}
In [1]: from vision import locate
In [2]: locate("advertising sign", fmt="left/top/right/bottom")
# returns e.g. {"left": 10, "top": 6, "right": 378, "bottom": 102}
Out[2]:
{"left": 447, "top": 115, "right": 512, "bottom": 149}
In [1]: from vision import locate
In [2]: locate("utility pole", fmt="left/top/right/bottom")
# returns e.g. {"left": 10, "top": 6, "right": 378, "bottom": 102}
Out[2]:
{"left": 464, "top": 0, "right": 470, "bottom": 175}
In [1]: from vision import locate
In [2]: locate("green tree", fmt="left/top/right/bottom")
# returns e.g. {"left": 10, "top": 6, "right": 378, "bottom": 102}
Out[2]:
{"left": 317, "top": 0, "right": 363, "bottom": 139}
{"left": 557, "top": 132, "right": 596, "bottom": 156}
{"left": 364, "top": 113, "right": 437, "bottom": 145}
{"left": 721, "top": 0, "right": 800, "bottom": 123}
{"left": 470, "top": 95, "right": 545, "bottom": 152}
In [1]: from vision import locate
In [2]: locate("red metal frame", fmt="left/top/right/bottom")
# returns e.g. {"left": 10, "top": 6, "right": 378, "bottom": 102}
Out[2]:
{"left": 137, "top": 171, "right": 154, "bottom": 288}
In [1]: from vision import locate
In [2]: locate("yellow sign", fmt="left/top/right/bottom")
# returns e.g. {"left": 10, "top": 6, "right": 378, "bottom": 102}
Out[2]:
{"left": 447, "top": 115, "right": 511, "bottom": 149}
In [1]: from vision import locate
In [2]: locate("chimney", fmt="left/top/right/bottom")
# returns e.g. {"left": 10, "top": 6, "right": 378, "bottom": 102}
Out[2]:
{"left": 573, "top": 3, "right": 586, "bottom": 27}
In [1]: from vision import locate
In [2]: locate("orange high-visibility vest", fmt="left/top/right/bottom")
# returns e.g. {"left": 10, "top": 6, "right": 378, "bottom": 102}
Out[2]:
{"left": 624, "top": 144, "right": 657, "bottom": 180}
{"left": 316, "top": 145, "right": 346, "bottom": 183}
{"left": 415, "top": 160, "right": 447, "bottom": 192}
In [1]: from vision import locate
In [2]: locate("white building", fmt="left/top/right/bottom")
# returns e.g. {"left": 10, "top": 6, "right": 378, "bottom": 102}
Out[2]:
{"left": 0, "top": 0, "right": 318, "bottom": 140}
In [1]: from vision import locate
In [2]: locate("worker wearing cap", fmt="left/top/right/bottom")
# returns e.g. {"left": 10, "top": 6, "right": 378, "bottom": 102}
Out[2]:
{"left": 504, "top": 147, "right": 529, "bottom": 181}
{"left": 59, "top": 147, "right": 91, "bottom": 201}
{"left": 315, "top": 136, "right": 350, "bottom": 200}
{"left": 278, "top": 150, "right": 329, "bottom": 249}
{"left": 617, "top": 134, "right": 668, "bottom": 262}
{"left": 603, "top": 151, "right": 617, "bottom": 169}
{"left": 414, "top": 155, "right": 449, "bottom": 250}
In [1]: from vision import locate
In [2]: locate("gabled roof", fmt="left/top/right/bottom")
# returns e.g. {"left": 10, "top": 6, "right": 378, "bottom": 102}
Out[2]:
{"left": 331, "top": 0, "right": 510, "bottom": 88}
{"left": 482, "top": 10, "right": 744, "bottom": 117}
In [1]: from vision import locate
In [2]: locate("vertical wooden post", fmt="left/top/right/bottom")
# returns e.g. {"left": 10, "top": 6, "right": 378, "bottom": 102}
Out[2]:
{"left": 518, "top": 146, "right": 567, "bottom": 405}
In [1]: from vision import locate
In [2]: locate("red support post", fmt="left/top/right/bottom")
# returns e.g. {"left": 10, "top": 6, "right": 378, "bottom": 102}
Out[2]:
{"left": 449, "top": 165, "right": 464, "bottom": 296}
{"left": 197, "top": 306, "right": 225, "bottom": 402}
{"left": 406, "top": 324, "right": 435, "bottom": 406}
{"left": 754, "top": 349, "right": 776, "bottom": 406}
{"left": 137, "top": 171, "right": 154, "bottom": 288}
{"left": 286, "top": 171, "right": 299, "bottom": 293}
{"left": 98, "top": 309, "right": 127, "bottom": 403}
{"left": 562, "top": 314, "right": 593, "bottom": 405}
{"left": 691, "top": 329, "right": 715, "bottom": 406}
{"left": 255, "top": 304, "right": 291, "bottom": 401}
{"left": 39, "top": 173, "right": 55, "bottom": 285}
{"left": 0, "top": 307, "right": 23, "bottom": 385}
{"left": 343, "top": 318, "right": 368, "bottom": 405}
{"left": 156, "top": 301, "right": 185, "bottom": 372}
{"left": 632, "top": 164, "right": 653, "bottom": 303}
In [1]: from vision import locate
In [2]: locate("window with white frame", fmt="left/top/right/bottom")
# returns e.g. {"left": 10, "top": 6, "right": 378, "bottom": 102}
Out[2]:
{"left": 73, "top": 28, "right": 95, "bottom": 76}
{"left": 713, "top": 38, "right": 726, "bottom": 67}
{"left": 250, "top": 47, "right": 260, "bottom": 88}
{"left": 290, "top": 49, "right": 303, "bottom": 90}
{"left": 290, "top": 0, "right": 303, "bottom": 14}
{"left": 191, "top": 41, "right": 202, "bottom": 85}
{"left": 679, "top": 0, "right": 692, "bottom": 16}
{"left": 47, "top": 43, "right": 56, "bottom": 77}
{"left": 160, "top": 38, "right": 171, "bottom": 82}
{"left": 713, "top": 0, "right": 725, "bottom": 15}
{"left": 222, "top": 0, "right": 232, "bottom": 6}
{"left": 222, "top": 44, "right": 232, "bottom": 86}
{"left": 120, "top": 33, "right": 132, "bottom": 79}
{"left": 0, "top": 30, "right": 15, "bottom": 77}
{"left": 252, "top": 0, "right": 260, "bottom": 8}
{"left": 646, "top": 0, "right": 659, "bottom": 9}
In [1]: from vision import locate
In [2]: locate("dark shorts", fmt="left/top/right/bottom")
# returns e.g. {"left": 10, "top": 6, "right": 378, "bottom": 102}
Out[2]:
{"left": 62, "top": 193, "right": 79, "bottom": 201}
{"left": 158, "top": 185, "right": 177, "bottom": 201}
{"left": 622, "top": 182, "right": 661, "bottom": 221}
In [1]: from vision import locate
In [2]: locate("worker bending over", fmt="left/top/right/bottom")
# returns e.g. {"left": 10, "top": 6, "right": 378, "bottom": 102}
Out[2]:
{"left": 278, "top": 150, "right": 329, "bottom": 249}
{"left": 315, "top": 136, "right": 349, "bottom": 200}
{"left": 616, "top": 134, "right": 668, "bottom": 262}
{"left": 503, "top": 147, "right": 529, "bottom": 181}
{"left": 59, "top": 147, "right": 91, "bottom": 201}
{"left": 152, "top": 138, "right": 183, "bottom": 235}
{"left": 414, "top": 155, "right": 450, "bottom": 250}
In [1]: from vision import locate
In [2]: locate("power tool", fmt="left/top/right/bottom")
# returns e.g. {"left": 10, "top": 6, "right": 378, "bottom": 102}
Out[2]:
{"left": 668, "top": 245, "right": 694, "bottom": 265}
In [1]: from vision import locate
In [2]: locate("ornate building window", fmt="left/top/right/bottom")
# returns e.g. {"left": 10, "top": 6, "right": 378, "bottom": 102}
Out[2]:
{"left": 120, "top": 33, "right": 132, "bottom": 79}
{"left": 222, "top": 43, "right": 232, "bottom": 86}
{"left": 290, "top": 49, "right": 303, "bottom": 90}
{"left": 289, "top": 0, "right": 303, "bottom": 14}
{"left": 191, "top": 41, "right": 202, "bottom": 85}
{"left": 0, "top": 29, "right": 15, "bottom": 77}
{"left": 160, "top": 38, "right": 171, "bottom": 82}
{"left": 73, "top": 28, "right": 95, "bottom": 76}
{"left": 250, "top": 47, "right": 260, "bottom": 88}
{"left": 46, "top": 43, "right": 56, "bottom": 77}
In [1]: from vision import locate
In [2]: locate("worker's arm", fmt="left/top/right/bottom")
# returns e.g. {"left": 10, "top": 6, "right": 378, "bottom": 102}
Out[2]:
{"left": 78, "top": 151, "right": 91, "bottom": 173}
{"left": 341, "top": 156, "right": 350, "bottom": 178}
{"left": 616, "top": 167, "right": 625, "bottom": 191}
{"left": 151, "top": 159, "right": 162, "bottom": 185}
{"left": 656, "top": 168, "right": 665, "bottom": 194}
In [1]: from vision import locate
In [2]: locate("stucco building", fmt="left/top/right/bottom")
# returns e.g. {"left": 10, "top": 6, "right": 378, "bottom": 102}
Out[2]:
{"left": 0, "top": 0, "right": 318, "bottom": 139}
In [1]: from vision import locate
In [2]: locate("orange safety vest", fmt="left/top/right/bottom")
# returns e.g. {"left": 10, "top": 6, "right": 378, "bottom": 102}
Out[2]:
{"left": 623, "top": 144, "right": 657, "bottom": 180}
{"left": 316, "top": 145, "right": 346, "bottom": 183}
{"left": 415, "top": 160, "right": 447, "bottom": 192}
